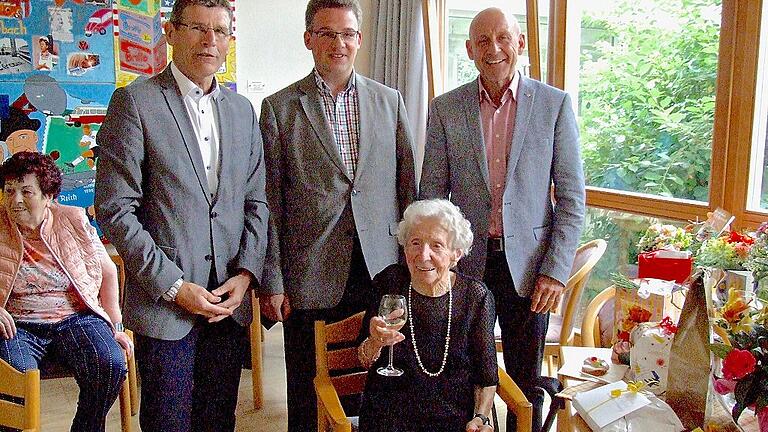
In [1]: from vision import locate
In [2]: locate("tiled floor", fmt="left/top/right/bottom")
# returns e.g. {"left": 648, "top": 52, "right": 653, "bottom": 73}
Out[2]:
{"left": 41, "top": 323, "right": 536, "bottom": 432}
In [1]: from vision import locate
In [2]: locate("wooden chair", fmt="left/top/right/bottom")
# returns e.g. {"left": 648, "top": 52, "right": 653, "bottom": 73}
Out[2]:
{"left": 495, "top": 239, "right": 607, "bottom": 375}
{"left": 314, "top": 312, "right": 367, "bottom": 432}
{"left": 314, "top": 312, "right": 533, "bottom": 432}
{"left": 580, "top": 285, "right": 616, "bottom": 348}
{"left": 0, "top": 358, "right": 40, "bottom": 432}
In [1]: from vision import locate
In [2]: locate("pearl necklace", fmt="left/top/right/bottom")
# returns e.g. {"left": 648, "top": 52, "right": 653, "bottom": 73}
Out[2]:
{"left": 408, "top": 279, "right": 452, "bottom": 377}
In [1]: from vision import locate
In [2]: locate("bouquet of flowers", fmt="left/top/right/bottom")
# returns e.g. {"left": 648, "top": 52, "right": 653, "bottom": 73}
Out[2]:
{"left": 710, "top": 292, "right": 768, "bottom": 427}
{"left": 696, "top": 231, "right": 754, "bottom": 270}
{"left": 637, "top": 223, "right": 693, "bottom": 253}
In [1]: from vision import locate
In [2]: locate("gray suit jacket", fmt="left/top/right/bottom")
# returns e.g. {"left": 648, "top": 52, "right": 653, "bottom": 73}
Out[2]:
{"left": 95, "top": 67, "right": 269, "bottom": 340}
{"left": 259, "top": 72, "right": 416, "bottom": 309}
{"left": 420, "top": 76, "right": 585, "bottom": 297}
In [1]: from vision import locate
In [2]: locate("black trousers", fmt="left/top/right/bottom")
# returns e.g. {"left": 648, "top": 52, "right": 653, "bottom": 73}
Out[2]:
{"left": 135, "top": 318, "right": 247, "bottom": 432}
{"left": 283, "top": 237, "right": 372, "bottom": 432}
{"left": 484, "top": 250, "right": 548, "bottom": 432}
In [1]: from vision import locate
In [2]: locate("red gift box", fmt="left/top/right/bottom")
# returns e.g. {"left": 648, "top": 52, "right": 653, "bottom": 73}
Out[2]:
{"left": 637, "top": 250, "right": 693, "bottom": 283}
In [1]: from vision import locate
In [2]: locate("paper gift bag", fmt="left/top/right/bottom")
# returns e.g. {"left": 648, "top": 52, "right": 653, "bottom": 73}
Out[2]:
{"left": 638, "top": 250, "right": 693, "bottom": 283}
{"left": 629, "top": 320, "right": 675, "bottom": 395}
{"left": 666, "top": 271, "right": 713, "bottom": 429}
{"left": 613, "top": 280, "right": 682, "bottom": 343}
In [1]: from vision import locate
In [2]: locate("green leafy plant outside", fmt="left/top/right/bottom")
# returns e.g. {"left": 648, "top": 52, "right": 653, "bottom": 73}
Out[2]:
{"left": 579, "top": 0, "right": 721, "bottom": 201}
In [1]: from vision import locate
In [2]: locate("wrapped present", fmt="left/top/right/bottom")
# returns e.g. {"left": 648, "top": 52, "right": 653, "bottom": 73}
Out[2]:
{"left": 573, "top": 380, "right": 652, "bottom": 430}
{"left": 638, "top": 250, "right": 693, "bottom": 283}
{"left": 614, "top": 279, "right": 683, "bottom": 343}
{"left": 629, "top": 318, "right": 678, "bottom": 395}
{"left": 584, "top": 394, "right": 685, "bottom": 432}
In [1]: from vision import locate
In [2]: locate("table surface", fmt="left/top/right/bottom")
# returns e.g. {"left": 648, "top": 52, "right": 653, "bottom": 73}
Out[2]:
{"left": 557, "top": 346, "right": 757, "bottom": 432}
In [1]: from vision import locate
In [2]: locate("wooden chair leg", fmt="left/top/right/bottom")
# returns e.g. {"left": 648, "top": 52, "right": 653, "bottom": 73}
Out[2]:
{"left": 557, "top": 399, "right": 574, "bottom": 432}
{"left": 251, "top": 292, "right": 264, "bottom": 410}
{"left": 119, "top": 378, "right": 132, "bottom": 432}
{"left": 128, "top": 358, "right": 138, "bottom": 416}
{"left": 126, "top": 330, "right": 139, "bottom": 416}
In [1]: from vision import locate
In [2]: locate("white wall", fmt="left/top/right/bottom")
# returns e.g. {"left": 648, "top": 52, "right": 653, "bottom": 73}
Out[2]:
{"left": 235, "top": 0, "right": 373, "bottom": 112}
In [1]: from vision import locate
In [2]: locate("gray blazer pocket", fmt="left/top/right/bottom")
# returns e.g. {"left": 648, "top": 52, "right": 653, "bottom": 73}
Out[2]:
{"left": 533, "top": 225, "right": 551, "bottom": 241}
{"left": 389, "top": 221, "right": 399, "bottom": 236}
{"left": 158, "top": 245, "right": 178, "bottom": 261}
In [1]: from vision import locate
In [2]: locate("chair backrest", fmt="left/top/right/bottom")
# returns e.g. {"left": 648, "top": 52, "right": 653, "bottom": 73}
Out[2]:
{"left": 580, "top": 285, "right": 616, "bottom": 347}
{"left": 558, "top": 239, "right": 607, "bottom": 346}
{"left": 315, "top": 312, "right": 367, "bottom": 398}
{"left": 0, "top": 358, "right": 40, "bottom": 432}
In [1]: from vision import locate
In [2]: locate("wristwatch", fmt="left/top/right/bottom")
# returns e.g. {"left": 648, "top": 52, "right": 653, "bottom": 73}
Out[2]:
{"left": 113, "top": 322, "right": 125, "bottom": 333}
{"left": 473, "top": 413, "right": 491, "bottom": 427}
{"left": 163, "top": 278, "right": 184, "bottom": 302}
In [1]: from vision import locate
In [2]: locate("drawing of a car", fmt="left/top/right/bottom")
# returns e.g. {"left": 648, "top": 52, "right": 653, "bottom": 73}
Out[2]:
{"left": 65, "top": 106, "right": 107, "bottom": 127}
{"left": 85, "top": 8, "right": 112, "bottom": 37}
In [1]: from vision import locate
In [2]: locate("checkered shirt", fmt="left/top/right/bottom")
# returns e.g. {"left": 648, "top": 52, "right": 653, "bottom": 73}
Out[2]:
{"left": 314, "top": 69, "right": 360, "bottom": 178}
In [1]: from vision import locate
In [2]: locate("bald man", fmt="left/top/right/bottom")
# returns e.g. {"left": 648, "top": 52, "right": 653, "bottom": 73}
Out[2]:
{"left": 420, "top": 8, "right": 585, "bottom": 431}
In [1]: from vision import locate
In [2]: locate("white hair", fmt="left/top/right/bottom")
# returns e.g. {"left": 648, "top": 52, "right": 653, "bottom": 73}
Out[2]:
{"left": 397, "top": 199, "right": 473, "bottom": 256}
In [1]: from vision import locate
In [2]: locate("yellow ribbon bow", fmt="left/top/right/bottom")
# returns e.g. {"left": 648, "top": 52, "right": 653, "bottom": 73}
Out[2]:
{"left": 610, "top": 381, "right": 646, "bottom": 398}
{"left": 587, "top": 381, "right": 648, "bottom": 414}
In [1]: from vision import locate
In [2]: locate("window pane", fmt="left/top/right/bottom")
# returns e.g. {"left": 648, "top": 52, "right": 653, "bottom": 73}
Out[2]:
{"left": 748, "top": 2, "right": 768, "bottom": 211}
{"left": 576, "top": 206, "right": 688, "bottom": 325}
{"left": 574, "top": 1, "right": 721, "bottom": 202}
{"left": 444, "top": 1, "right": 549, "bottom": 92}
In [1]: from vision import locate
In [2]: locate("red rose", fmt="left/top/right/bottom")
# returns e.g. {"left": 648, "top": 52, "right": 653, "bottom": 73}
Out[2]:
{"left": 722, "top": 348, "right": 757, "bottom": 380}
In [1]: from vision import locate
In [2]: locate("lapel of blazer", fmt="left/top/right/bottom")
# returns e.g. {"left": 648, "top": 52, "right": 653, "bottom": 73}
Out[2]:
{"left": 159, "top": 67, "right": 212, "bottom": 203}
{"left": 213, "top": 88, "right": 233, "bottom": 206}
{"left": 354, "top": 74, "right": 376, "bottom": 182}
{"left": 297, "top": 73, "right": 351, "bottom": 181}
{"left": 463, "top": 79, "right": 490, "bottom": 194}
{"left": 506, "top": 75, "right": 535, "bottom": 183}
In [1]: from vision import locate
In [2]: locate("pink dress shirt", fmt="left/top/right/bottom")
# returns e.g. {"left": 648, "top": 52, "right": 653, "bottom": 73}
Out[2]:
{"left": 479, "top": 71, "right": 520, "bottom": 238}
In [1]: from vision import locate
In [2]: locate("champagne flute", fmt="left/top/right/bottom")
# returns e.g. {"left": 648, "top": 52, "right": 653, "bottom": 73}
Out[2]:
{"left": 376, "top": 294, "right": 408, "bottom": 377}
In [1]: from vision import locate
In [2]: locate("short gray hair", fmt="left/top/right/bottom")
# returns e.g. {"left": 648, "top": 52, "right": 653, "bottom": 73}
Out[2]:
{"left": 397, "top": 199, "right": 473, "bottom": 256}
{"left": 305, "top": 0, "right": 362, "bottom": 30}
{"left": 170, "top": 0, "right": 233, "bottom": 29}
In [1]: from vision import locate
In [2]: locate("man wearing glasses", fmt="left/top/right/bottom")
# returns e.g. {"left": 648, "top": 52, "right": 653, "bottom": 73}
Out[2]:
{"left": 95, "top": 1, "right": 268, "bottom": 431}
{"left": 259, "top": 0, "right": 416, "bottom": 430}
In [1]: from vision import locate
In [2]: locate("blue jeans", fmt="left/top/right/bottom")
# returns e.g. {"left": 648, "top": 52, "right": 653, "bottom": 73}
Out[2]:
{"left": 0, "top": 312, "right": 127, "bottom": 432}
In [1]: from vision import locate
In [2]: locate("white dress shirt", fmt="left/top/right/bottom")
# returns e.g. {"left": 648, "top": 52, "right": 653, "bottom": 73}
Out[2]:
{"left": 170, "top": 62, "right": 221, "bottom": 196}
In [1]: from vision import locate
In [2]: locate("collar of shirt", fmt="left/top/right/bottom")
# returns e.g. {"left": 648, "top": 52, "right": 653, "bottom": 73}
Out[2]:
{"left": 478, "top": 70, "right": 520, "bottom": 108}
{"left": 313, "top": 68, "right": 356, "bottom": 97}
{"left": 170, "top": 62, "right": 221, "bottom": 102}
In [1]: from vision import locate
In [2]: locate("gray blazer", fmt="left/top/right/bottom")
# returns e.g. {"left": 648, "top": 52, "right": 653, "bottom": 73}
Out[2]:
{"left": 420, "top": 76, "right": 585, "bottom": 297}
{"left": 95, "top": 67, "right": 269, "bottom": 340}
{"left": 259, "top": 72, "right": 416, "bottom": 309}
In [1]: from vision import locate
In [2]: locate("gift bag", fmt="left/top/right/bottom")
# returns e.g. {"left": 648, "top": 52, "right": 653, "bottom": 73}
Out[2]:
{"left": 613, "top": 280, "right": 682, "bottom": 343}
{"left": 629, "top": 319, "right": 677, "bottom": 395}
{"left": 666, "top": 271, "right": 713, "bottom": 429}
{"left": 638, "top": 250, "right": 693, "bottom": 283}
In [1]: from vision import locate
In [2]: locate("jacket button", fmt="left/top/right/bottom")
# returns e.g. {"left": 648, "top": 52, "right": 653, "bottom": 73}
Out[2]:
{"left": 351, "top": 189, "right": 358, "bottom": 196}
{"left": 205, "top": 255, "right": 213, "bottom": 261}
{"left": 210, "top": 211, "right": 218, "bottom": 218}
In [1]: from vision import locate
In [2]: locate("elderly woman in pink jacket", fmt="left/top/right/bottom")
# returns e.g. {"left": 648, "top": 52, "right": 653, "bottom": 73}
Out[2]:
{"left": 0, "top": 151, "right": 131, "bottom": 432}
